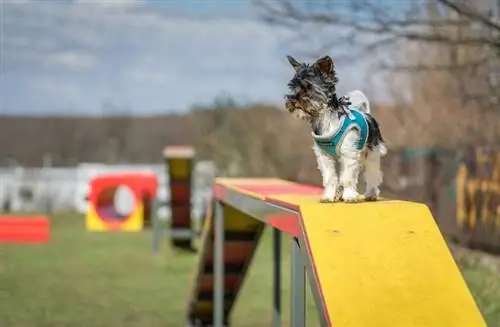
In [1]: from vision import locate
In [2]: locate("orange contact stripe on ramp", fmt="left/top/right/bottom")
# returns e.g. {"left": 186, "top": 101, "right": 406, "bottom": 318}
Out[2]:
{"left": 214, "top": 179, "right": 318, "bottom": 201}
{"left": 298, "top": 201, "right": 486, "bottom": 327}
{"left": 267, "top": 213, "right": 300, "bottom": 237}
{"left": 236, "top": 184, "right": 321, "bottom": 197}
{"left": 267, "top": 194, "right": 323, "bottom": 211}
{"left": 218, "top": 182, "right": 322, "bottom": 237}
{"left": 214, "top": 178, "right": 293, "bottom": 201}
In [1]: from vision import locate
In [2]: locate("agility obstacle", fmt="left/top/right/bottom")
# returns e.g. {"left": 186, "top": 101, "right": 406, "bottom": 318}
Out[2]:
{"left": 162, "top": 146, "right": 197, "bottom": 250}
{"left": 186, "top": 178, "right": 487, "bottom": 327}
{"left": 0, "top": 215, "right": 50, "bottom": 244}
{"left": 86, "top": 172, "right": 158, "bottom": 232}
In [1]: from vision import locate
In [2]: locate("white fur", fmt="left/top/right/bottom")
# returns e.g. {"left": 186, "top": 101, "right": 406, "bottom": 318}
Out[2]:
{"left": 345, "top": 89, "right": 371, "bottom": 114}
{"left": 313, "top": 90, "right": 386, "bottom": 202}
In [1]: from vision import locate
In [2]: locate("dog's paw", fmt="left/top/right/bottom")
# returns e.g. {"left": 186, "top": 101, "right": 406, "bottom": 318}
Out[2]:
{"left": 342, "top": 188, "right": 359, "bottom": 203}
{"left": 320, "top": 186, "right": 339, "bottom": 203}
{"left": 335, "top": 185, "right": 344, "bottom": 201}
{"left": 364, "top": 188, "right": 380, "bottom": 202}
{"left": 364, "top": 195, "right": 378, "bottom": 201}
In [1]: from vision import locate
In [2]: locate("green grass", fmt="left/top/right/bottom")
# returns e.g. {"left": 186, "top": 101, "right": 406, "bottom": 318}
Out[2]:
{"left": 1, "top": 213, "right": 499, "bottom": 327}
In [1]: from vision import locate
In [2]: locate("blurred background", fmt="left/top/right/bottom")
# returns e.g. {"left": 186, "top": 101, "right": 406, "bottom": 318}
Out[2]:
{"left": 1, "top": 0, "right": 499, "bottom": 326}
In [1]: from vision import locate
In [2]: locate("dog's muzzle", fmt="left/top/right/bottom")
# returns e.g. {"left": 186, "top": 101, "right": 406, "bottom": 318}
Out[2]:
{"left": 285, "top": 94, "right": 317, "bottom": 118}
{"left": 285, "top": 95, "right": 299, "bottom": 112}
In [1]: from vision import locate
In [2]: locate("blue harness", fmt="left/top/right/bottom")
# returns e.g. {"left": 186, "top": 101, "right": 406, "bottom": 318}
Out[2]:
{"left": 312, "top": 106, "right": 369, "bottom": 158}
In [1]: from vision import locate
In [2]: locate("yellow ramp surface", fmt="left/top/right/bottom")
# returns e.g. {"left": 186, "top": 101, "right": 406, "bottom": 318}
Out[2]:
{"left": 299, "top": 200, "right": 486, "bottom": 327}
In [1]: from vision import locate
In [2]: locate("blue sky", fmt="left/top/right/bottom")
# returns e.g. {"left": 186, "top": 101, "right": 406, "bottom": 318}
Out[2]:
{"left": 1, "top": 0, "right": 388, "bottom": 116}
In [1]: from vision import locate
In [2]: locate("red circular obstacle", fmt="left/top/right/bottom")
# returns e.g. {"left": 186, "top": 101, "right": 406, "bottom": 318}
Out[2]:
{"left": 86, "top": 172, "right": 158, "bottom": 231}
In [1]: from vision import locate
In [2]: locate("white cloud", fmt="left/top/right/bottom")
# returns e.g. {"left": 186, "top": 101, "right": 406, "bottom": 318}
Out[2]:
{"left": 1, "top": 0, "right": 381, "bottom": 116}
{"left": 45, "top": 50, "right": 96, "bottom": 70}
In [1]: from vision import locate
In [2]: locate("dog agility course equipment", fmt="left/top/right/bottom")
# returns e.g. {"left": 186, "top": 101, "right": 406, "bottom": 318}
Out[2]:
{"left": 86, "top": 172, "right": 158, "bottom": 231}
{"left": 186, "top": 178, "right": 486, "bottom": 327}
{"left": 162, "top": 145, "right": 197, "bottom": 249}
{"left": 0, "top": 215, "right": 50, "bottom": 244}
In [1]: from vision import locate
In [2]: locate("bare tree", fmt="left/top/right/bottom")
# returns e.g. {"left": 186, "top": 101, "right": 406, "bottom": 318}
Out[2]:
{"left": 255, "top": 0, "right": 499, "bottom": 54}
{"left": 255, "top": 0, "right": 499, "bottom": 106}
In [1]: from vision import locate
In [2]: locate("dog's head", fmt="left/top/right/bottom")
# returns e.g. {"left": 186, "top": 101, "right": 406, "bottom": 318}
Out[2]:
{"left": 284, "top": 55, "right": 338, "bottom": 121}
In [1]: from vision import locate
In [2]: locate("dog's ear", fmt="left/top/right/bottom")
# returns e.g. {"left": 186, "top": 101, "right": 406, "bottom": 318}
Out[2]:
{"left": 314, "top": 56, "right": 334, "bottom": 76}
{"left": 287, "top": 55, "right": 301, "bottom": 72}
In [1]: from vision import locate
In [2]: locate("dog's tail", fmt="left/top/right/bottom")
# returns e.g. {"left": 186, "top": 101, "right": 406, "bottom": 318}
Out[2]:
{"left": 365, "top": 110, "right": 387, "bottom": 157}
{"left": 347, "top": 90, "right": 387, "bottom": 155}
{"left": 346, "top": 90, "right": 371, "bottom": 114}
{"left": 376, "top": 143, "right": 388, "bottom": 156}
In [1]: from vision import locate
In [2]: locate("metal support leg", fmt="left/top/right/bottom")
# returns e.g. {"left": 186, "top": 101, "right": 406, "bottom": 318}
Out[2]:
{"left": 273, "top": 228, "right": 281, "bottom": 327}
{"left": 152, "top": 199, "right": 161, "bottom": 254}
{"left": 214, "top": 200, "right": 225, "bottom": 327}
{"left": 291, "top": 237, "right": 305, "bottom": 327}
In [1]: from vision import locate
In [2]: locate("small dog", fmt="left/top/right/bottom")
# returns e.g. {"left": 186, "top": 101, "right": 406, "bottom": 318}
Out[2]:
{"left": 284, "top": 55, "right": 387, "bottom": 203}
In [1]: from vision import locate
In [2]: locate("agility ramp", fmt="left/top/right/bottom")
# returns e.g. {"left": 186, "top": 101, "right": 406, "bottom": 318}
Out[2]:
{"left": 186, "top": 178, "right": 486, "bottom": 327}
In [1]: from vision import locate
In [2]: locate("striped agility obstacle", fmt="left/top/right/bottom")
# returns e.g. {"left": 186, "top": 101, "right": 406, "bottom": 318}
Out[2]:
{"left": 161, "top": 145, "right": 198, "bottom": 250}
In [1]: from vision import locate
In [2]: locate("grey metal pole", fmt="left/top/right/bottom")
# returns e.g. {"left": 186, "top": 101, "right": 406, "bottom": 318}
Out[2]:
{"left": 291, "top": 237, "right": 306, "bottom": 327}
{"left": 152, "top": 199, "right": 160, "bottom": 254}
{"left": 273, "top": 228, "right": 282, "bottom": 327}
{"left": 213, "top": 200, "right": 225, "bottom": 327}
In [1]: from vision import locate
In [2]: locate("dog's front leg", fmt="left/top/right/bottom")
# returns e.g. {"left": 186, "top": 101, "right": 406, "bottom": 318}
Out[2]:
{"left": 313, "top": 144, "right": 338, "bottom": 202}
{"left": 339, "top": 132, "right": 362, "bottom": 202}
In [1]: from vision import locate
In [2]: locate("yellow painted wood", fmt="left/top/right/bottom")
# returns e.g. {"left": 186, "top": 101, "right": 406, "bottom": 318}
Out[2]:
{"left": 191, "top": 301, "right": 212, "bottom": 316}
{"left": 86, "top": 203, "right": 144, "bottom": 232}
{"left": 168, "top": 158, "right": 191, "bottom": 180}
{"left": 300, "top": 201, "right": 486, "bottom": 327}
{"left": 224, "top": 204, "right": 262, "bottom": 231}
{"left": 186, "top": 208, "right": 215, "bottom": 312}
{"left": 268, "top": 194, "right": 391, "bottom": 207}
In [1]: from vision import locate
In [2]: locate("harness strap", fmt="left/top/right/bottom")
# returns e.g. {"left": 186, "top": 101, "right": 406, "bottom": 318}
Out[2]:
{"left": 312, "top": 108, "right": 369, "bottom": 157}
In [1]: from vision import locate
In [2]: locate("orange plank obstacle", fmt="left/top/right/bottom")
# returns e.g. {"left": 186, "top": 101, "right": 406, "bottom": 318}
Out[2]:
{"left": 0, "top": 215, "right": 50, "bottom": 244}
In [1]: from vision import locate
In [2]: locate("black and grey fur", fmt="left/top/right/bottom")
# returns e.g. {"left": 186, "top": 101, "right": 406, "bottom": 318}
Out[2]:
{"left": 284, "top": 55, "right": 387, "bottom": 202}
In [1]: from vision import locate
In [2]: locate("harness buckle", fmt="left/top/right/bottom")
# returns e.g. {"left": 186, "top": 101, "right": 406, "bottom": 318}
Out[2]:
{"left": 346, "top": 108, "right": 356, "bottom": 121}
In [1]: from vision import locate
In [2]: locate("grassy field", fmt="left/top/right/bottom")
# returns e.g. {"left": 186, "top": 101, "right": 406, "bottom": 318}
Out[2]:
{"left": 1, "top": 212, "right": 499, "bottom": 327}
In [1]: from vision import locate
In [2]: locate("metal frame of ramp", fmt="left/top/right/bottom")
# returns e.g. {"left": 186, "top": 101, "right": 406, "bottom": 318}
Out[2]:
{"left": 186, "top": 178, "right": 487, "bottom": 327}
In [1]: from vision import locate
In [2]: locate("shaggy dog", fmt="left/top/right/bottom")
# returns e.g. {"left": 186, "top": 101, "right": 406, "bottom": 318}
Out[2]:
{"left": 284, "top": 55, "right": 387, "bottom": 203}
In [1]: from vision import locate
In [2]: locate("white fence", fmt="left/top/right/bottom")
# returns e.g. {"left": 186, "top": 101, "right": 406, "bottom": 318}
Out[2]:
{"left": 0, "top": 161, "right": 216, "bottom": 219}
